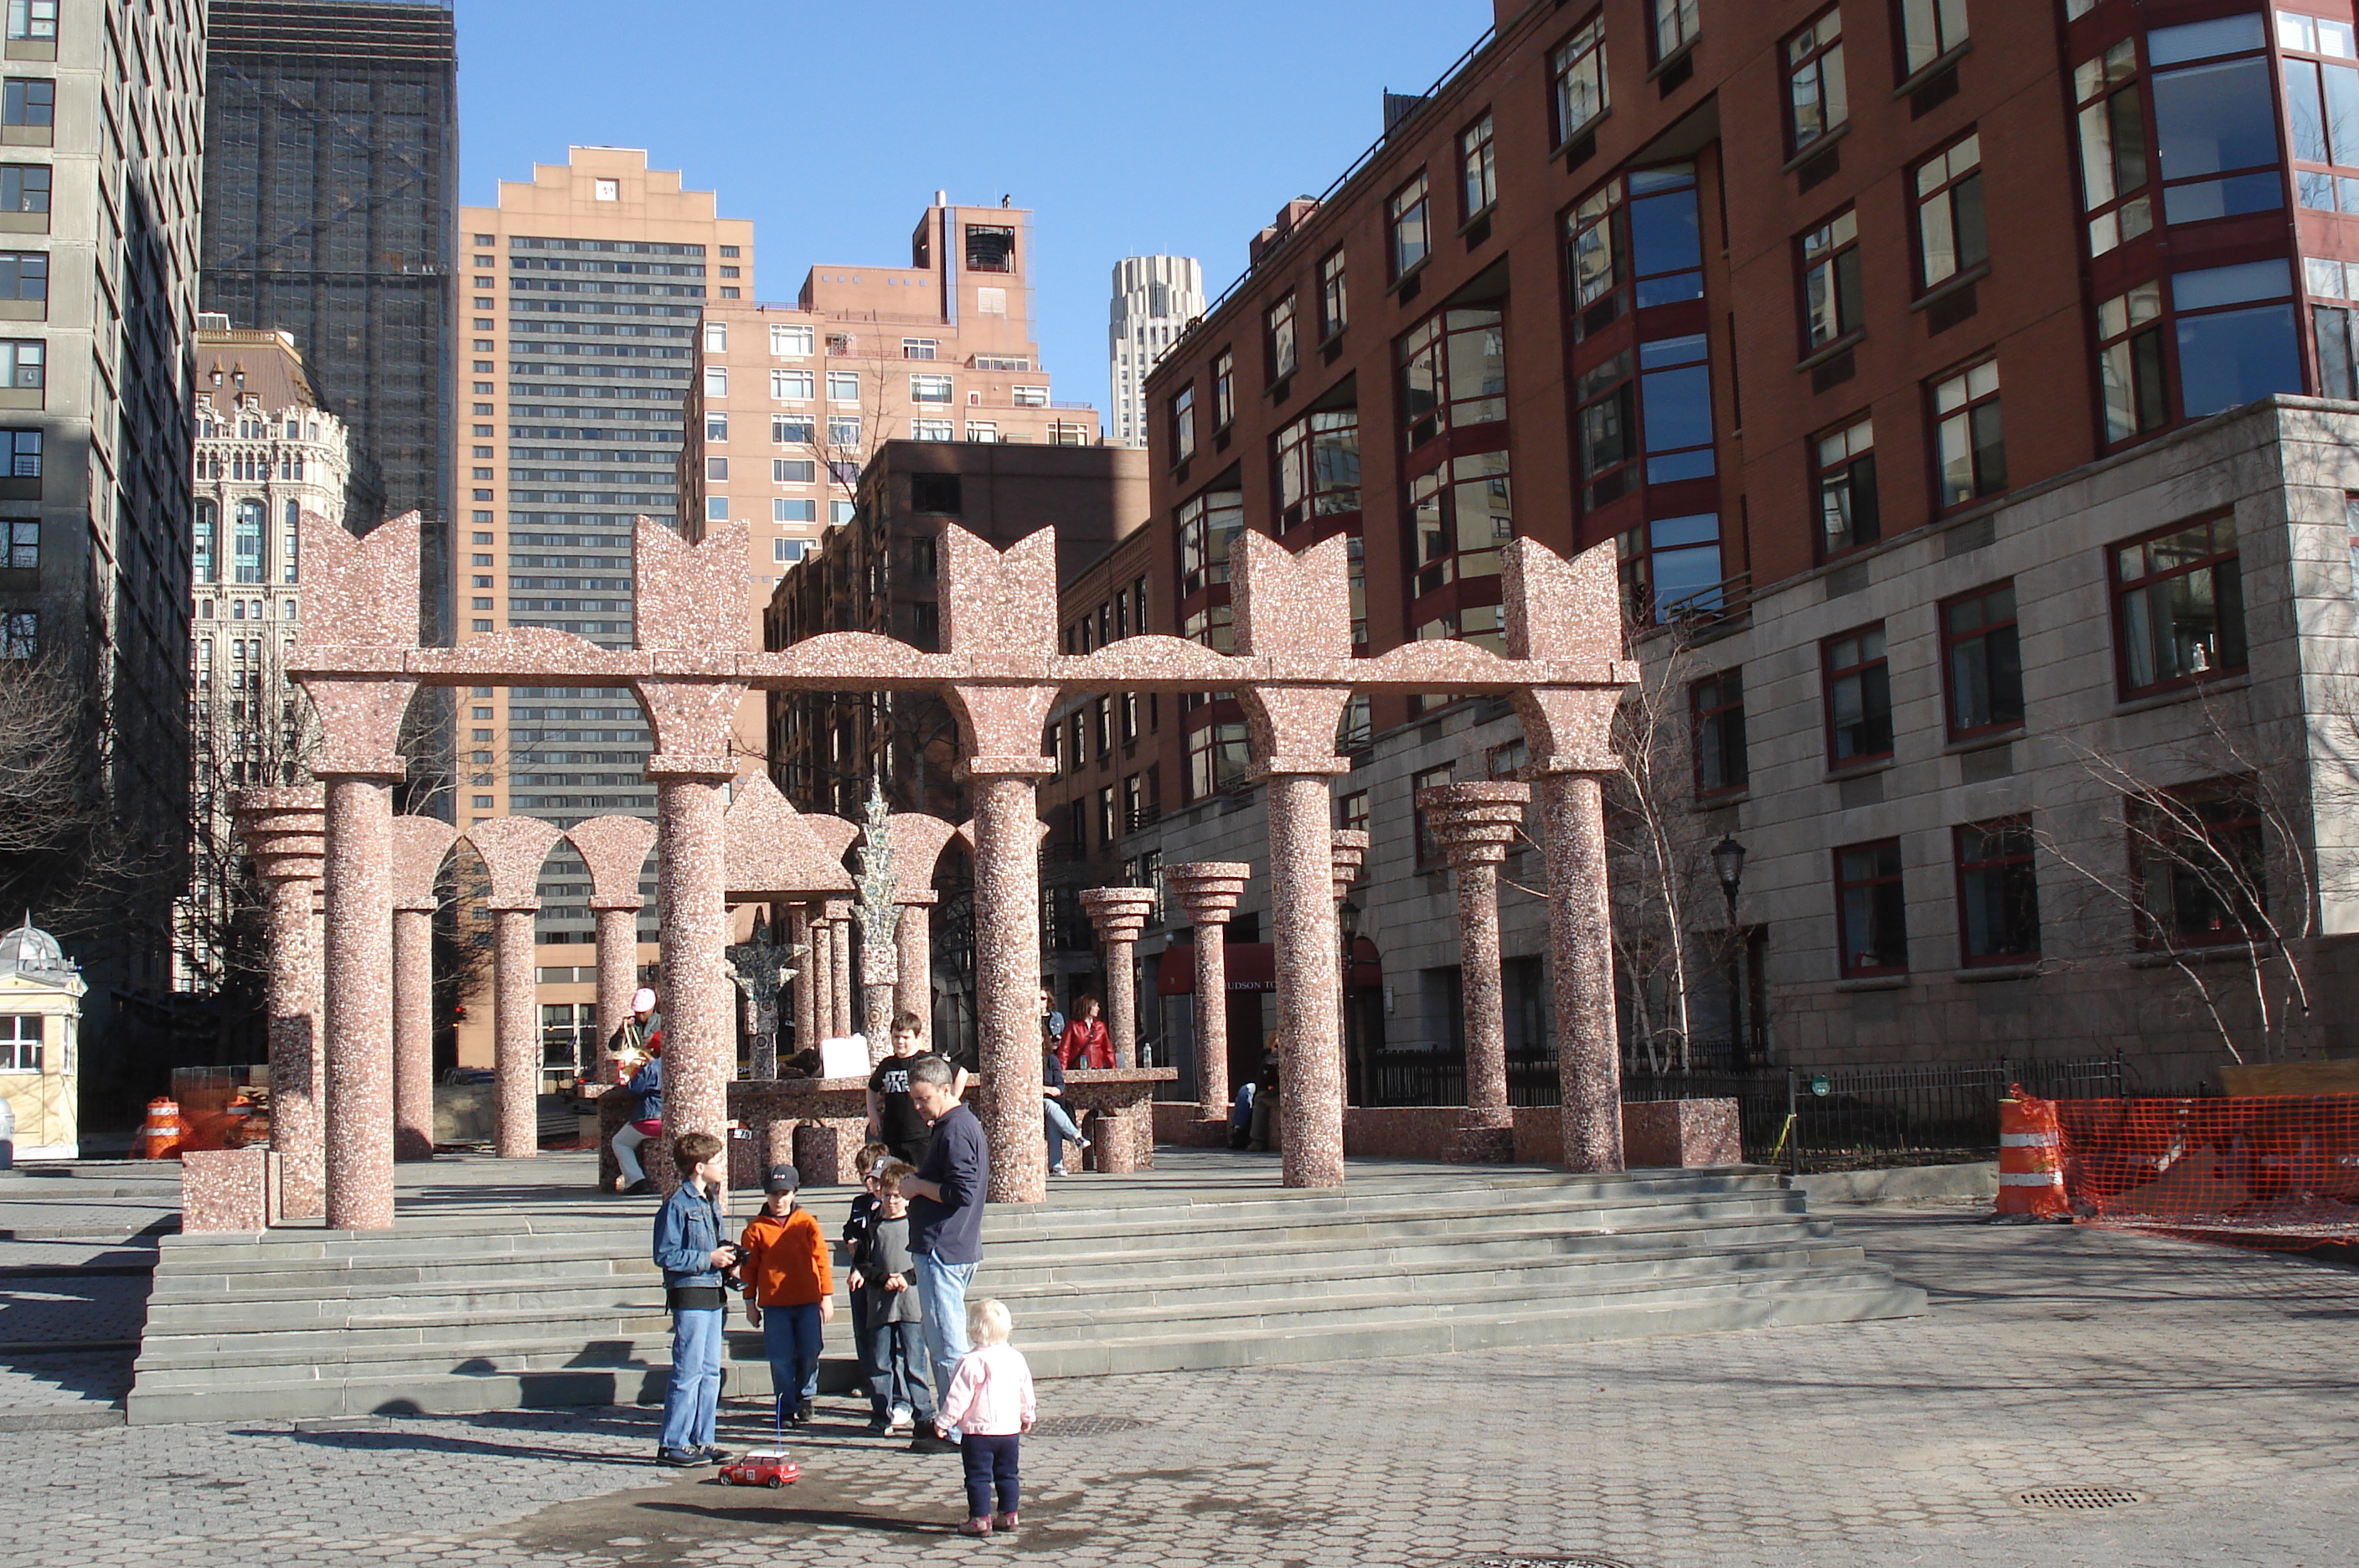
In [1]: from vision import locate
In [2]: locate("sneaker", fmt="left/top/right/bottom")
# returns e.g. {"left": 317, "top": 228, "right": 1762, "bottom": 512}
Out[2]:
{"left": 782, "top": 1406, "right": 805, "bottom": 1427}
{"left": 865, "top": 1413, "right": 892, "bottom": 1435}
{"left": 1076, "top": 1137, "right": 1092, "bottom": 1152}
{"left": 993, "top": 1512, "right": 1020, "bottom": 1534}
{"left": 698, "top": 1446, "right": 734, "bottom": 1464}
{"left": 888, "top": 1405, "right": 914, "bottom": 1433}
{"left": 625, "top": 1179, "right": 655, "bottom": 1195}
{"left": 654, "top": 1447, "right": 705, "bottom": 1467}
{"left": 958, "top": 1518, "right": 994, "bottom": 1536}
{"left": 796, "top": 1400, "right": 815, "bottom": 1426}
{"left": 907, "top": 1422, "right": 960, "bottom": 1454}
{"left": 1048, "top": 1165, "right": 1066, "bottom": 1176}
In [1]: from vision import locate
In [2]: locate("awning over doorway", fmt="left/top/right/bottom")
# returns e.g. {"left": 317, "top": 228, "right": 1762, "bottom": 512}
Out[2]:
{"left": 1154, "top": 938, "right": 1382, "bottom": 994}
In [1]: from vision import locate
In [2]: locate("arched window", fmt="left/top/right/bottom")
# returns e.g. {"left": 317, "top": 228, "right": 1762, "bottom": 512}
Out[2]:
{"left": 233, "top": 498, "right": 264, "bottom": 584}
{"left": 281, "top": 499, "right": 299, "bottom": 583}
{"left": 193, "top": 499, "right": 216, "bottom": 583}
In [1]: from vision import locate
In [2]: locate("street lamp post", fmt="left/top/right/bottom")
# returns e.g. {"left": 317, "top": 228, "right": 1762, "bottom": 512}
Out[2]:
{"left": 1711, "top": 835, "right": 1747, "bottom": 1068}
{"left": 1337, "top": 898, "right": 1360, "bottom": 1104}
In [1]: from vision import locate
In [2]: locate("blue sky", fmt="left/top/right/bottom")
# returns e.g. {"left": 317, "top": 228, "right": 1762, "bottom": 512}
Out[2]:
{"left": 457, "top": 0, "right": 1495, "bottom": 415}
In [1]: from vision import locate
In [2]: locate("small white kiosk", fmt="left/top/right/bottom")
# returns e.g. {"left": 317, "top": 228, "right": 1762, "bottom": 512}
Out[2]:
{"left": 0, "top": 919, "right": 82, "bottom": 1162}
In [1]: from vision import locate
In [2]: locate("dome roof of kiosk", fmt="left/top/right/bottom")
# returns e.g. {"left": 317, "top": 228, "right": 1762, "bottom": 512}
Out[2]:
{"left": 0, "top": 917, "right": 74, "bottom": 983}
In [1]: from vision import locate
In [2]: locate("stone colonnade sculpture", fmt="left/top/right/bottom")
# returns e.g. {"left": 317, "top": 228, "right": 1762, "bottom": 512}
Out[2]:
{"left": 287, "top": 508, "right": 1632, "bottom": 1229}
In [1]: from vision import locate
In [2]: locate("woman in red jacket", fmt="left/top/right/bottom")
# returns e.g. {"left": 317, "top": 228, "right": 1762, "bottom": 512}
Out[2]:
{"left": 1057, "top": 995, "right": 1112, "bottom": 1070}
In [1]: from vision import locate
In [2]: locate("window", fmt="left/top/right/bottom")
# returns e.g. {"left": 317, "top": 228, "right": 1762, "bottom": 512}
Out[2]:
{"left": 1012, "top": 384, "right": 1048, "bottom": 407}
{"left": 0, "top": 163, "right": 44, "bottom": 213}
{"left": 706, "top": 497, "right": 729, "bottom": 522}
{"left": 826, "top": 333, "right": 854, "bottom": 355}
{"left": 1265, "top": 293, "right": 1298, "bottom": 383}
{"left": 1575, "top": 350, "right": 1634, "bottom": 507}
{"left": 2113, "top": 513, "right": 2245, "bottom": 696}
{"left": 704, "top": 413, "right": 729, "bottom": 443}
{"left": 965, "top": 420, "right": 998, "bottom": 442}
{"left": 825, "top": 371, "right": 859, "bottom": 402}
{"left": 826, "top": 416, "right": 859, "bottom": 446}
{"left": 964, "top": 224, "right": 1015, "bottom": 272}
{"left": 1185, "top": 720, "right": 1249, "bottom": 800}
{"left": 1616, "top": 513, "right": 1722, "bottom": 622}
{"left": 1942, "top": 580, "right": 2022, "bottom": 737}
{"left": 2284, "top": 10, "right": 2359, "bottom": 220}
{"left": 232, "top": 499, "right": 265, "bottom": 584}
{"left": 830, "top": 500, "right": 855, "bottom": 524}
{"left": 1913, "top": 133, "right": 1985, "bottom": 291}
{"left": 1897, "top": 0, "right": 1966, "bottom": 76}
{"left": 2171, "top": 260, "right": 2300, "bottom": 417}
{"left": 5, "top": 515, "right": 30, "bottom": 569}
{"left": 772, "top": 457, "right": 814, "bottom": 483}
{"left": 1211, "top": 350, "right": 1235, "bottom": 429}
{"left": 1799, "top": 209, "right": 1862, "bottom": 348}
{"left": 1814, "top": 416, "right": 1876, "bottom": 557}
{"left": 0, "top": 337, "right": 38, "bottom": 387}
{"left": 2149, "top": 14, "right": 2280, "bottom": 226}
{"left": 1563, "top": 162, "right": 1706, "bottom": 343}
{"left": 705, "top": 456, "right": 728, "bottom": 481}
{"left": 772, "top": 415, "right": 814, "bottom": 444}
{"left": 703, "top": 322, "right": 726, "bottom": 353}
{"left": 1093, "top": 695, "right": 1113, "bottom": 758}
{"left": 1412, "top": 764, "right": 1456, "bottom": 865}
{"left": 1460, "top": 113, "right": 1496, "bottom": 217}
{"left": 1785, "top": 8, "right": 1847, "bottom": 153}
{"left": 6, "top": 1, "right": 54, "bottom": 43}
{"left": 1551, "top": 16, "right": 1608, "bottom": 145}
{"left": 1318, "top": 249, "right": 1348, "bottom": 339}
{"left": 1, "top": 79, "right": 52, "bottom": 128}
{"left": 2129, "top": 778, "right": 2265, "bottom": 947}
{"left": 1835, "top": 839, "right": 1908, "bottom": 976}
{"left": 910, "top": 374, "right": 952, "bottom": 405}
{"left": 771, "top": 369, "right": 813, "bottom": 400}
{"left": 1096, "top": 785, "right": 1118, "bottom": 848}
{"left": 1388, "top": 171, "right": 1430, "bottom": 279}
{"left": 282, "top": 502, "right": 299, "bottom": 582}
{"left": 911, "top": 418, "right": 952, "bottom": 441}
{"left": 1273, "top": 408, "right": 1361, "bottom": 532}
{"left": 774, "top": 498, "right": 816, "bottom": 523}
{"left": 771, "top": 324, "right": 813, "bottom": 356}
{"left": 1397, "top": 306, "right": 1505, "bottom": 451}
{"left": 2074, "top": 39, "right": 2150, "bottom": 255}
{"left": 1170, "top": 384, "right": 1196, "bottom": 462}
{"left": 193, "top": 499, "right": 214, "bottom": 583}
{"left": 1931, "top": 358, "right": 2003, "bottom": 508}
{"left": 0, "top": 1013, "right": 38, "bottom": 1071}
{"left": 2096, "top": 281, "right": 2167, "bottom": 441}
{"left": 1956, "top": 818, "right": 2040, "bottom": 966}
{"left": 1339, "top": 789, "right": 1370, "bottom": 837}
{"left": 1691, "top": 668, "right": 1747, "bottom": 797}
{"left": 2, "top": 607, "right": 31, "bottom": 657}
{"left": 1635, "top": 332, "right": 1713, "bottom": 484}
{"left": 1176, "top": 486, "right": 1243, "bottom": 596}
{"left": 902, "top": 338, "right": 939, "bottom": 359}
{"left": 1824, "top": 623, "right": 1891, "bottom": 764}
{"left": 1409, "top": 451, "right": 1514, "bottom": 647}
{"left": 1650, "top": 0, "right": 1699, "bottom": 60}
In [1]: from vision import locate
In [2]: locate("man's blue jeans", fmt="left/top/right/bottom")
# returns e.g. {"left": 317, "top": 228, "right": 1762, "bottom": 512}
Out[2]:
{"left": 1044, "top": 1094, "right": 1085, "bottom": 1173}
{"left": 760, "top": 1302, "right": 824, "bottom": 1419}
{"left": 658, "top": 1306, "right": 725, "bottom": 1453}
{"left": 911, "top": 1252, "right": 976, "bottom": 1436}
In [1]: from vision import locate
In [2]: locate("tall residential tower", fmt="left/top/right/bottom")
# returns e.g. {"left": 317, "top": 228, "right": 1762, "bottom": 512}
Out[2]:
{"left": 1106, "top": 255, "right": 1201, "bottom": 448}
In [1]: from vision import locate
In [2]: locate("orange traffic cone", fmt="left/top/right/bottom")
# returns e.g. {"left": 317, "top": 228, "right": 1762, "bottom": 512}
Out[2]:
{"left": 136, "top": 1097, "right": 184, "bottom": 1160}
{"left": 1996, "top": 1088, "right": 2068, "bottom": 1220}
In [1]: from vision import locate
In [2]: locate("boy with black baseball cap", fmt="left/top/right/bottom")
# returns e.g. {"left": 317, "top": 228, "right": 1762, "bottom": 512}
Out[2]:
{"left": 737, "top": 1163, "right": 834, "bottom": 1427}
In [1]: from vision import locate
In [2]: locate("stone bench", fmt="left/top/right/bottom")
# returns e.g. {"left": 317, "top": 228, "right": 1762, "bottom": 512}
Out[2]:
{"left": 596, "top": 1067, "right": 1178, "bottom": 1190}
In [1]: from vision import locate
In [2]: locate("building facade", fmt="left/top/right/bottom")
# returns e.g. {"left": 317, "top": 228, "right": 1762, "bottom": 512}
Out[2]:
{"left": 198, "top": 0, "right": 452, "bottom": 616}
{"left": 1110, "top": 0, "right": 2359, "bottom": 1096}
{"left": 0, "top": 0, "right": 205, "bottom": 1108}
{"left": 1106, "top": 255, "right": 1204, "bottom": 447}
{"left": 449, "top": 147, "right": 754, "bottom": 1070}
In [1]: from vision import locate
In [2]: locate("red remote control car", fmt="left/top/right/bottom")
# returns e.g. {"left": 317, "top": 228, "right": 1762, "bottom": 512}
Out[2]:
{"left": 720, "top": 1451, "right": 801, "bottom": 1488}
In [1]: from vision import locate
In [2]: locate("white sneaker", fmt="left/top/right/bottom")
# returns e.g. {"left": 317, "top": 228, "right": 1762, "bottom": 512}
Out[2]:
{"left": 888, "top": 1405, "right": 913, "bottom": 1433}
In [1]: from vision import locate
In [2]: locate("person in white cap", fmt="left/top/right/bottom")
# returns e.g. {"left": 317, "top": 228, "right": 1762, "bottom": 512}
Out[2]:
{"left": 610, "top": 988, "right": 664, "bottom": 1194}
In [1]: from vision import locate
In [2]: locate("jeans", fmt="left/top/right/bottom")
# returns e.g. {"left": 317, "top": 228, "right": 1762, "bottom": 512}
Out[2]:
{"left": 658, "top": 1306, "right": 725, "bottom": 1453}
{"left": 911, "top": 1253, "right": 975, "bottom": 1436}
{"left": 759, "top": 1302, "right": 823, "bottom": 1420}
{"left": 613, "top": 1122, "right": 650, "bottom": 1185}
{"left": 847, "top": 1286, "right": 875, "bottom": 1386}
{"left": 865, "top": 1313, "right": 935, "bottom": 1421}
{"left": 962, "top": 1432, "right": 1022, "bottom": 1519}
{"left": 1043, "top": 1095, "right": 1084, "bottom": 1173}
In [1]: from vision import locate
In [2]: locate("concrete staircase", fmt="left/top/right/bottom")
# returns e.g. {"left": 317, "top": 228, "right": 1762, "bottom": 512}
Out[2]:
{"left": 124, "top": 1153, "right": 1925, "bottom": 1425}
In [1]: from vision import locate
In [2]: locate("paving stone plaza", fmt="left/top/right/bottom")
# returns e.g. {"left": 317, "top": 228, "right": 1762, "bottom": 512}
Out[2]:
{"left": 3, "top": 1179, "right": 2354, "bottom": 1568}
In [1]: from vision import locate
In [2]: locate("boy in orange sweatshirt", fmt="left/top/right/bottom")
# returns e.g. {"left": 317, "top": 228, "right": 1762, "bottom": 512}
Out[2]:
{"left": 738, "top": 1164, "right": 834, "bottom": 1426}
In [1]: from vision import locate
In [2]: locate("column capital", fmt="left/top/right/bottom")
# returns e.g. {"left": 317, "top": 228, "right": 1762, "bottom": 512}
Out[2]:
{"left": 646, "top": 754, "right": 736, "bottom": 782}
{"left": 953, "top": 755, "right": 1056, "bottom": 782}
{"left": 894, "top": 889, "right": 942, "bottom": 908}
{"left": 1079, "top": 886, "right": 1158, "bottom": 945}
{"left": 1244, "top": 756, "right": 1352, "bottom": 781}
{"left": 1330, "top": 830, "right": 1369, "bottom": 900}
{"left": 1164, "top": 862, "right": 1252, "bottom": 924}
{"left": 1417, "top": 781, "right": 1533, "bottom": 869}
{"left": 587, "top": 894, "right": 645, "bottom": 911}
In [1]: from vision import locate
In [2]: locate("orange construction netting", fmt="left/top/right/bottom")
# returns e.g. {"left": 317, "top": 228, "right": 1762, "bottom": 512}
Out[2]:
{"left": 2035, "top": 1092, "right": 2359, "bottom": 1250}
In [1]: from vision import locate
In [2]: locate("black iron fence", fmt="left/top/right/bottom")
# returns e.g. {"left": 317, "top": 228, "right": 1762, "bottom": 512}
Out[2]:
{"left": 1361, "top": 1048, "right": 2173, "bottom": 1173}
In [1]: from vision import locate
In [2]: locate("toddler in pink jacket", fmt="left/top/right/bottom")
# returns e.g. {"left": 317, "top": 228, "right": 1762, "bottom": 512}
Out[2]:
{"left": 937, "top": 1297, "right": 1035, "bottom": 1535}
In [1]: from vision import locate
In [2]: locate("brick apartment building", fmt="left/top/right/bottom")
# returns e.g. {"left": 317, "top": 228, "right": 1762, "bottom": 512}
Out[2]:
{"left": 1107, "top": 0, "right": 2359, "bottom": 1095}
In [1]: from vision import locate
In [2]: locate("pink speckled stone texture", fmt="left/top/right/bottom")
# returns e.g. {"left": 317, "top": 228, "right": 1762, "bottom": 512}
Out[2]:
{"left": 884, "top": 812, "right": 958, "bottom": 904}
{"left": 466, "top": 816, "right": 564, "bottom": 1162}
{"left": 1162, "top": 863, "right": 1250, "bottom": 1122}
{"left": 633, "top": 516, "right": 756, "bottom": 654}
{"left": 1418, "top": 782, "right": 1532, "bottom": 1162}
{"left": 296, "top": 510, "right": 421, "bottom": 651}
{"left": 821, "top": 899, "right": 854, "bottom": 1039}
{"left": 1621, "top": 1098, "right": 1743, "bottom": 1168}
{"left": 807, "top": 917, "right": 835, "bottom": 1048}
{"left": 319, "top": 774, "right": 397, "bottom": 1230}
{"left": 653, "top": 770, "right": 732, "bottom": 1194}
{"left": 1079, "top": 887, "right": 1157, "bottom": 1068}
{"left": 722, "top": 771, "right": 854, "bottom": 901}
{"left": 181, "top": 1148, "right": 282, "bottom": 1232}
{"left": 963, "top": 772, "right": 1046, "bottom": 1204}
{"left": 388, "top": 815, "right": 454, "bottom": 1163}
{"left": 1502, "top": 535, "right": 1624, "bottom": 666}
{"left": 231, "top": 788, "right": 325, "bottom": 1219}
{"left": 1231, "top": 529, "right": 1353, "bottom": 658}
{"left": 939, "top": 526, "right": 1058, "bottom": 658}
{"left": 1265, "top": 776, "right": 1345, "bottom": 1189}
{"left": 893, "top": 892, "right": 937, "bottom": 1043}
{"left": 1539, "top": 771, "right": 1623, "bottom": 1173}
{"left": 566, "top": 814, "right": 656, "bottom": 1068}
{"left": 1329, "top": 830, "right": 1368, "bottom": 900}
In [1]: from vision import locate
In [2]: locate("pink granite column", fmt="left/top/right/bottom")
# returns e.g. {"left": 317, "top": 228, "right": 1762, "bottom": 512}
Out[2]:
{"left": 231, "top": 789, "right": 326, "bottom": 1218}
{"left": 859, "top": 906, "right": 897, "bottom": 1060}
{"left": 963, "top": 766, "right": 1055, "bottom": 1203}
{"left": 592, "top": 908, "right": 637, "bottom": 1060}
{"left": 894, "top": 892, "right": 937, "bottom": 1044}
{"left": 1262, "top": 771, "right": 1348, "bottom": 1189}
{"left": 788, "top": 903, "right": 817, "bottom": 1051}
{"left": 823, "top": 898, "right": 855, "bottom": 1039}
{"left": 1330, "top": 830, "right": 1368, "bottom": 1098}
{"left": 652, "top": 764, "right": 734, "bottom": 1170}
{"left": 320, "top": 771, "right": 400, "bottom": 1229}
{"left": 1164, "top": 864, "right": 1250, "bottom": 1126}
{"left": 1078, "top": 887, "right": 1158, "bottom": 1069}
{"left": 465, "top": 815, "right": 563, "bottom": 1162}
{"left": 1417, "top": 783, "right": 1531, "bottom": 1163}
{"left": 808, "top": 916, "right": 835, "bottom": 1042}
{"left": 387, "top": 816, "right": 455, "bottom": 1164}
{"left": 1540, "top": 769, "right": 1622, "bottom": 1173}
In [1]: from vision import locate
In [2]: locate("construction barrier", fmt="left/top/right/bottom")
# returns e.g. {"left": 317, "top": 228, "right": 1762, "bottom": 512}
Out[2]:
{"left": 1995, "top": 1090, "right": 2069, "bottom": 1219}
{"left": 2026, "top": 1091, "right": 2359, "bottom": 1250}
{"left": 135, "top": 1096, "right": 184, "bottom": 1160}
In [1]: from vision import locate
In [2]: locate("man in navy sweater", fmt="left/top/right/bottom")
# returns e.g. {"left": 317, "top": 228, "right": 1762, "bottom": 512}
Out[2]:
{"left": 899, "top": 1052, "right": 987, "bottom": 1453}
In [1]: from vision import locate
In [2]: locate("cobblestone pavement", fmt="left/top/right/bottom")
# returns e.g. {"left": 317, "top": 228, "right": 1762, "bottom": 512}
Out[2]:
{"left": 2, "top": 1207, "right": 2355, "bottom": 1567}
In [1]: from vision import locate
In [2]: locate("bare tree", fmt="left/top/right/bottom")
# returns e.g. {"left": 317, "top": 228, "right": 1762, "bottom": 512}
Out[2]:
{"left": 0, "top": 655, "right": 158, "bottom": 936}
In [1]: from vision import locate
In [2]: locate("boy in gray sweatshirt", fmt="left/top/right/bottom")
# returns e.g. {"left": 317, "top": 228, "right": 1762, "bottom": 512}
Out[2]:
{"left": 851, "top": 1160, "right": 937, "bottom": 1435}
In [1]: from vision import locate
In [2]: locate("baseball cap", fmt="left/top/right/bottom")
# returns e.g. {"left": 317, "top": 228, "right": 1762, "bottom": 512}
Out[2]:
{"left": 632, "top": 987, "right": 658, "bottom": 1013}
{"left": 764, "top": 1164, "right": 802, "bottom": 1194}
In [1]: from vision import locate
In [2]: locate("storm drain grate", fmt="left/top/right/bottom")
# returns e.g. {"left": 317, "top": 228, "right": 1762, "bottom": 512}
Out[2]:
{"left": 1464, "top": 1557, "right": 1633, "bottom": 1568}
{"left": 1027, "top": 1415, "right": 1153, "bottom": 1436}
{"left": 2014, "top": 1487, "right": 2145, "bottom": 1511}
